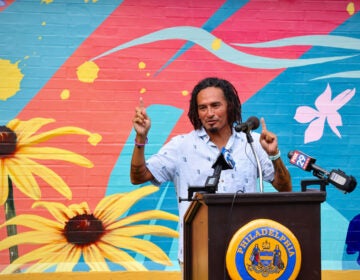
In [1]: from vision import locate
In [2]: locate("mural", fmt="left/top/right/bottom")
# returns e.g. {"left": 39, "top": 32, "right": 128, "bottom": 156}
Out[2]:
{"left": 0, "top": 0, "right": 359, "bottom": 276}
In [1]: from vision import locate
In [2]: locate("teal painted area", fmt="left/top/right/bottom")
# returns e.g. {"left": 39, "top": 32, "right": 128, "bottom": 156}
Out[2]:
{"left": 92, "top": 26, "right": 352, "bottom": 70}
{"left": 106, "top": 104, "right": 184, "bottom": 195}
{"left": 243, "top": 11, "right": 360, "bottom": 270}
{"left": 105, "top": 104, "right": 183, "bottom": 270}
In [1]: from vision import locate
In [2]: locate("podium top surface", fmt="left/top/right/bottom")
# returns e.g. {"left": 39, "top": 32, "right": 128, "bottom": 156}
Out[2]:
{"left": 184, "top": 191, "right": 326, "bottom": 224}
{"left": 193, "top": 190, "right": 326, "bottom": 205}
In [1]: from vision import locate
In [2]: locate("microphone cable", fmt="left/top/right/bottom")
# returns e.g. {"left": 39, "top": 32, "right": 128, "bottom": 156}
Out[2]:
{"left": 223, "top": 188, "right": 244, "bottom": 279}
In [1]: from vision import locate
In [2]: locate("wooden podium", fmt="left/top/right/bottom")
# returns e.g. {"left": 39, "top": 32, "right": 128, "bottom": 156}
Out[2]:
{"left": 183, "top": 191, "right": 326, "bottom": 280}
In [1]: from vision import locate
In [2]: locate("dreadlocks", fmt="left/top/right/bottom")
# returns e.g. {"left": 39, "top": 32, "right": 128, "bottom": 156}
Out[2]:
{"left": 187, "top": 77, "right": 242, "bottom": 130}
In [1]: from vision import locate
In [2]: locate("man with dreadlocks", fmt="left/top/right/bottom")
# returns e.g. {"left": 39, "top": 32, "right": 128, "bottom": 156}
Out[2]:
{"left": 130, "top": 77, "right": 292, "bottom": 269}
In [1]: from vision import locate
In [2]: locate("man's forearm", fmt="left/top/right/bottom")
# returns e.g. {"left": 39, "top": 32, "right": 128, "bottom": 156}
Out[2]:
{"left": 272, "top": 158, "right": 292, "bottom": 192}
{"left": 130, "top": 145, "right": 153, "bottom": 184}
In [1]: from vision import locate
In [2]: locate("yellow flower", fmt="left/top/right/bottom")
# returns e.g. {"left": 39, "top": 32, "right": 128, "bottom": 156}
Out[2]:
{"left": 0, "top": 118, "right": 101, "bottom": 204}
{"left": 0, "top": 186, "right": 179, "bottom": 273}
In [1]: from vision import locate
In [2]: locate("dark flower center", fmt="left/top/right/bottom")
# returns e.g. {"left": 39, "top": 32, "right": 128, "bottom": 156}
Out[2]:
{"left": 0, "top": 126, "right": 17, "bottom": 158}
{"left": 64, "top": 214, "right": 105, "bottom": 246}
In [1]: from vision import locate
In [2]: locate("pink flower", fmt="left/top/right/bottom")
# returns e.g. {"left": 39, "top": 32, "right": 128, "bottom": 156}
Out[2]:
{"left": 294, "top": 84, "right": 355, "bottom": 143}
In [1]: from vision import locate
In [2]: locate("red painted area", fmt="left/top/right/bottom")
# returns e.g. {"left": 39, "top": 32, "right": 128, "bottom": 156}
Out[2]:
{"left": 14, "top": 0, "right": 352, "bottom": 205}
{"left": 0, "top": 0, "right": 15, "bottom": 12}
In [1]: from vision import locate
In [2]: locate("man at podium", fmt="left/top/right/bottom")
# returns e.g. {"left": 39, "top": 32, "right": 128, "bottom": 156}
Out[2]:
{"left": 130, "top": 77, "right": 292, "bottom": 270}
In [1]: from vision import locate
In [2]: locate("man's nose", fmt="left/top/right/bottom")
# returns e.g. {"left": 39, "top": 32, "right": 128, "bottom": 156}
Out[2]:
{"left": 207, "top": 107, "right": 215, "bottom": 116}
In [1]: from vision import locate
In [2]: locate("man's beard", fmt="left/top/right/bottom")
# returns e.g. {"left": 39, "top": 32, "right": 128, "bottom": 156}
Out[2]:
{"left": 208, "top": 127, "right": 218, "bottom": 134}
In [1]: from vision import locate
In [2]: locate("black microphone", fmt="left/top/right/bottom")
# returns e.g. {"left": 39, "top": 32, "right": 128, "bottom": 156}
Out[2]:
{"left": 204, "top": 147, "right": 235, "bottom": 192}
{"left": 288, "top": 150, "right": 357, "bottom": 193}
{"left": 180, "top": 148, "right": 235, "bottom": 201}
{"left": 235, "top": 116, "right": 260, "bottom": 133}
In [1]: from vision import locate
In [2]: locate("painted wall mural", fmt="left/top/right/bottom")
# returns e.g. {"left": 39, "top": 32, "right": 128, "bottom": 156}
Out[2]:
{"left": 0, "top": 0, "right": 359, "bottom": 276}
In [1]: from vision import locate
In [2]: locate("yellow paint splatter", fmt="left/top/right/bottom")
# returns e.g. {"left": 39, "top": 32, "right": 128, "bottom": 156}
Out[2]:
{"left": 212, "top": 38, "right": 222, "bottom": 51}
{"left": 140, "top": 88, "right": 146, "bottom": 94}
{"left": 88, "top": 133, "right": 102, "bottom": 146}
{"left": 0, "top": 59, "right": 24, "bottom": 101}
{"left": 138, "top": 61, "right": 146, "bottom": 69}
{"left": 41, "top": 0, "right": 53, "bottom": 4}
{"left": 61, "top": 89, "right": 70, "bottom": 100}
{"left": 347, "top": 2, "right": 355, "bottom": 15}
{"left": 182, "top": 90, "right": 189, "bottom": 96}
{"left": 77, "top": 61, "right": 99, "bottom": 83}
{"left": 146, "top": 72, "right": 150, "bottom": 77}
{"left": 42, "top": 21, "right": 46, "bottom": 26}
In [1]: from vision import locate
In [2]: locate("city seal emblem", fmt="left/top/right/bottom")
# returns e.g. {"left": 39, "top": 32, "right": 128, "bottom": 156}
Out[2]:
{"left": 226, "top": 219, "right": 301, "bottom": 280}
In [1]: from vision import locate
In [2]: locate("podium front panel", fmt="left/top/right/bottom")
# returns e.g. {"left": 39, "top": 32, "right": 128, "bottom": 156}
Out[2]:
{"left": 184, "top": 191, "right": 326, "bottom": 280}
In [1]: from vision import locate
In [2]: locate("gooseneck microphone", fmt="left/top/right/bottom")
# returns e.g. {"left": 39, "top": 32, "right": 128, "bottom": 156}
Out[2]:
{"left": 235, "top": 116, "right": 260, "bottom": 133}
{"left": 288, "top": 150, "right": 357, "bottom": 193}
{"left": 234, "top": 116, "right": 264, "bottom": 192}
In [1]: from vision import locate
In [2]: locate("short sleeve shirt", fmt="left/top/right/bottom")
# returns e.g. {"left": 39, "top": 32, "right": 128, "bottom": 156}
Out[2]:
{"left": 146, "top": 128, "right": 275, "bottom": 262}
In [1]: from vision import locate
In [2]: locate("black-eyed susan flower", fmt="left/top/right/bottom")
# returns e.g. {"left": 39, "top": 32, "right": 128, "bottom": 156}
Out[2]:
{"left": 0, "top": 117, "right": 101, "bottom": 205}
{"left": 0, "top": 186, "right": 179, "bottom": 273}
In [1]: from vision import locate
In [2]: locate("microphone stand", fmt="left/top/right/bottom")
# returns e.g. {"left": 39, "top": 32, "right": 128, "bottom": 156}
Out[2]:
{"left": 245, "top": 131, "right": 264, "bottom": 193}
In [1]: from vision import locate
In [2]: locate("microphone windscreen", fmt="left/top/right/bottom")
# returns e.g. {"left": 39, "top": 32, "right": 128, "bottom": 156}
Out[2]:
{"left": 248, "top": 116, "right": 260, "bottom": 130}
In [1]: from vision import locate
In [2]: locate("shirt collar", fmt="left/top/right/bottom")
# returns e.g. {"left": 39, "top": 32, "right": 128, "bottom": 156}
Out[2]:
{"left": 196, "top": 127, "right": 240, "bottom": 147}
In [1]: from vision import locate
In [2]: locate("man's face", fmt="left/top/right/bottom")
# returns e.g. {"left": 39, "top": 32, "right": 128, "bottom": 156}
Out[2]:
{"left": 197, "top": 86, "right": 229, "bottom": 134}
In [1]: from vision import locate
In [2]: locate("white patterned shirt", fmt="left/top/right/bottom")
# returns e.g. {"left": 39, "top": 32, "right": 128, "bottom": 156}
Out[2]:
{"left": 146, "top": 127, "right": 275, "bottom": 262}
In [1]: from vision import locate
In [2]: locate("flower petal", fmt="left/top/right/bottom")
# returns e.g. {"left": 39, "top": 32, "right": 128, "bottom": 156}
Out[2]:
{"left": 5, "top": 118, "right": 21, "bottom": 131}
{"left": 327, "top": 112, "right": 342, "bottom": 138}
{"left": 315, "top": 83, "right": 332, "bottom": 111}
{"left": 1, "top": 243, "right": 65, "bottom": 274}
{"left": 2, "top": 243, "right": 72, "bottom": 274}
{"left": 68, "top": 201, "right": 91, "bottom": 216}
{"left": 304, "top": 117, "right": 326, "bottom": 143}
{"left": 27, "top": 243, "right": 81, "bottom": 273}
{"left": 6, "top": 158, "right": 41, "bottom": 200}
{"left": 332, "top": 88, "right": 356, "bottom": 110}
{"left": 0, "top": 214, "right": 63, "bottom": 231}
{"left": 83, "top": 244, "right": 109, "bottom": 271}
{"left": 9, "top": 118, "right": 55, "bottom": 143}
{"left": 55, "top": 245, "right": 82, "bottom": 272}
{"left": 0, "top": 231, "right": 65, "bottom": 250}
{"left": 18, "top": 146, "right": 94, "bottom": 168}
{"left": 12, "top": 156, "right": 73, "bottom": 199}
{"left": 25, "top": 127, "right": 101, "bottom": 147}
{"left": 101, "top": 235, "right": 172, "bottom": 267}
{"left": 97, "top": 186, "right": 159, "bottom": 225}
{"left": 106, "top": 210, "right": 179, "bottom": 229}
{"left": 0, "top": 160, "right": 9, "bottom": 205}
{"left": 294, "top": 106, "right": 320, "bottom": 123}
{"left": 94, "top": 193, "right": 126, "bottom": 220}
{"left": 32, "top": 201, "right": 75, "bottom": 223}
{"left": 97, "top": 241, "right": 147, "bottom": 271}
{"left": 110, "top": 224, "right": 179, "bottom": 238}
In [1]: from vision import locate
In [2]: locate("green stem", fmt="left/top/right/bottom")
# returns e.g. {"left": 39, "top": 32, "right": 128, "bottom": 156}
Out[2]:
{"left": 4, "top": 177, "right": 20, "bottom": 272}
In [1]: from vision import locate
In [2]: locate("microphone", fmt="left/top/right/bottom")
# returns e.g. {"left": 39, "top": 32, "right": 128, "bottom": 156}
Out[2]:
{"left": 204, "top": 147, "right": 235, "bottom": 192}
{"left": 220, "top": 147, "right": 235, "bottom": 169}
{"left": 235, "top": 116, "right": 260, "bottom": 133}
{"left": 288, "top": 150, "right": 357, "bottom": 193}
{"left": 179, "top": 148, "right": 235, "bottom": 201}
